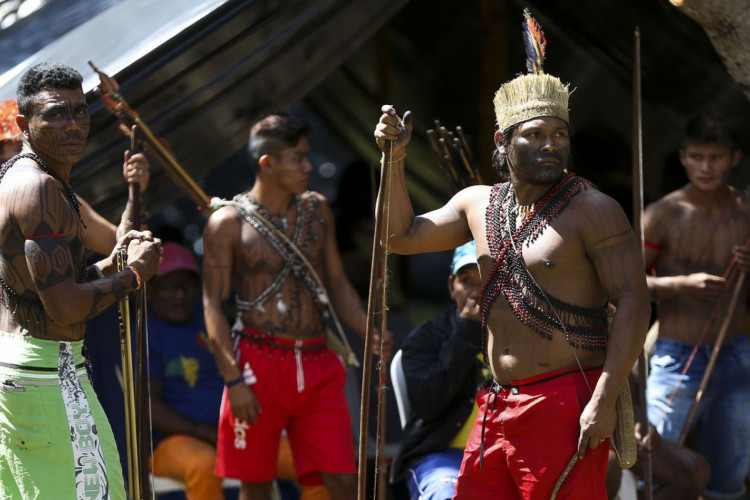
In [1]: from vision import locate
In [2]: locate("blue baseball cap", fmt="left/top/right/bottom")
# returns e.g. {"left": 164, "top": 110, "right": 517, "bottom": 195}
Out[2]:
{"left": 451, "top": 240, "right": 478, "bottom": 275}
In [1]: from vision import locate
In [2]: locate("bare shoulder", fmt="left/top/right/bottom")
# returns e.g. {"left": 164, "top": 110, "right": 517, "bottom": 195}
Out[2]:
{"left": 452, "top": 184, "right": 492, "bottom": 212}
{"left": 1, "top": 165, "right": 69, "bottom": 232}
{"left": 570, "top": 187, "right": 628, "bottom": 222}
{"left": 0, "top": 163, "right": 47, "bottom": 201}
{"left": 304, "top": 190, "right": 334, "bottom": 218}
{"left": 305, "top": 190, "right": 330, "bottom": 208}
{"left": 644, "top": 188, "right": 686, "bottom": 219}
{"left": 567, "top": 188, "right": 634, "bottom": 252}
{"left": 204, "top": 205, "right": 242, "bottom": 238}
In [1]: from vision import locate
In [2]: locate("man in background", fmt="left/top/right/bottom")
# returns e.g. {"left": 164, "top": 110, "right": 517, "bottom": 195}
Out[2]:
{"left": 391, "top": 241, "right": 489, "bottom": 500}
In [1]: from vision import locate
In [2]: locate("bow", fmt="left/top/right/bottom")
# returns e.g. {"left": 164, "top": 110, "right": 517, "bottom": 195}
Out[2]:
{"left": 677, "top": 245, "right": 748, "bottom": 444}
{"left": 357, "top": 143, "right": 393, "bottom": 500}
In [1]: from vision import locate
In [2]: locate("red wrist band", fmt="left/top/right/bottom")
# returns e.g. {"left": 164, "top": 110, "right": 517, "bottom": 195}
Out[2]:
{"left": 125, "top": 265, "right": 142, "bottom": 290}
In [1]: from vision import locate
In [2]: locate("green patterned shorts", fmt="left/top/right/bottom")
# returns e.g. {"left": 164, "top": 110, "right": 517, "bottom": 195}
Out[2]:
{"left": 0, "top": 331, "right": 125, "bottom": 499}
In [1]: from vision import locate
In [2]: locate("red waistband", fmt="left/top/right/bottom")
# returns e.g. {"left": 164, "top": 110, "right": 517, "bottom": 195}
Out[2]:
{"left": 239, "top": 327, "right": 326, "bottom": 348}
{"left": 501, "top": 365, "right": 602, "bottom": 388}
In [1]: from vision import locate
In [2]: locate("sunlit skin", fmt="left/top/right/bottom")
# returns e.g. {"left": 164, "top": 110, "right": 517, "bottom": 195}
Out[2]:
{"left": 203, "top": 132, "right": 391, "bottom": 499}
{"left": 644, "top": 141, "right": 750, "bottom": 344}
{"left": 0, "top": 85, "right": 160, "bottom": 340}
{"left": 374, "top": 105, "right": 650, "bottom": 461}
{"left": 16, "top": 88, "right": 91, "bottom": 177}
{"left": 263, "top": 138, "right": 314, "bottom": 199}
{"left": 0, "top": 136, "right": 151, "bottom": 256}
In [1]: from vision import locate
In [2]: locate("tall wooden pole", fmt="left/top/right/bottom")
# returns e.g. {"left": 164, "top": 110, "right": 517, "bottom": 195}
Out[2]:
{"left": 358, "top": 145, "right": 392, "bottom": 500}
{"left": 632, "top": 27, "right": 654, "bottom": 500}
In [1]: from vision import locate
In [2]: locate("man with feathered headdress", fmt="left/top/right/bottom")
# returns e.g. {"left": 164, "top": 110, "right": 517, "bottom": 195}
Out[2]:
{"left": 373, "top": 9, "right": 650, "bottom": 498}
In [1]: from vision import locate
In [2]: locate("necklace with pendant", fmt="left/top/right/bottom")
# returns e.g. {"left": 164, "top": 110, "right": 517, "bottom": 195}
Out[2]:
{"left": 513, "top": 202, "right": 534, "bottom": 221}
{"left": 248, "top": 194, "right": 294, "bottom": 229}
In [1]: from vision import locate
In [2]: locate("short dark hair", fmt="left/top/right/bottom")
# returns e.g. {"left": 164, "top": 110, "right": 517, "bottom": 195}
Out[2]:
{"left": 16, "top": 62, "right": 83, "bottom": 117}
{"left": 680, "top": 113, "right": 739, "bottom": 151}
{"left": 247, "top": 113, "right": 310, "bottom": 171}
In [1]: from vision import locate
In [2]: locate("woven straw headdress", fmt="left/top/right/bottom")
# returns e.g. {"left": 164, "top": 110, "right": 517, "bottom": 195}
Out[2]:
{"left": 494, "top": 9, "right": 569, "bottom": 132}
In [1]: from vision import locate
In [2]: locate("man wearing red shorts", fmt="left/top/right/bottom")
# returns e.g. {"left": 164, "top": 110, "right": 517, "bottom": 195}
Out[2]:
{"left": 373, "top": 10, "right": 650, "bottom": 499}
{"left": 203, "top": 113, "right": 390, "bottom": 499}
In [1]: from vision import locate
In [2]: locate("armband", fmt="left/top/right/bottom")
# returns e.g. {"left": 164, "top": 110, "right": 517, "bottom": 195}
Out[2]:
{"left": 225, "top": 375, "right": 245, "bottom": 388}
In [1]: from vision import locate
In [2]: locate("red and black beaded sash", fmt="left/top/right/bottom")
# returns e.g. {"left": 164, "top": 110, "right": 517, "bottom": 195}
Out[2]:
{"left": 480, "top": 173, "right": 609, "bottom": 352}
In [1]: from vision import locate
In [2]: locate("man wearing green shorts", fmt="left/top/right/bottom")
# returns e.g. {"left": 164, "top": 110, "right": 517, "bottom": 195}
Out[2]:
{"left": 0, "top": 62, "right": 161, "bottom": 499}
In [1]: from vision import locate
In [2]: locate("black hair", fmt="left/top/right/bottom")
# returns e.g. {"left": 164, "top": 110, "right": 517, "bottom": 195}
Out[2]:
{"left": 247, "top": 112, "right": 311, "bottom": 171}
{"left": 16, "top": 61, "right": 83, "bottom": 116}
{"left": 680, "top": 113, "right": 739, "bottom": 151}
{"left": 491, "top": 126, "right": 516, "bottom": 182}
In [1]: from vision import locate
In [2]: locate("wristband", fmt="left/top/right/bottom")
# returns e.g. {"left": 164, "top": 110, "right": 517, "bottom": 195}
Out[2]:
{"left": 125, "top": 265, "right": 142, "bottom": 291}
{"left": 225, "top": 375, "right": 244, "bottom": 388}
{"left": 388, "top": 153, "right": 405, "bottom": 164}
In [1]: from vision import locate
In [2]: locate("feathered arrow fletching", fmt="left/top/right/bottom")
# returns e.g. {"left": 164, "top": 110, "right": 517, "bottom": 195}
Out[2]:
{"left": 522, "top": 8, "right": 546, "bottom": 74}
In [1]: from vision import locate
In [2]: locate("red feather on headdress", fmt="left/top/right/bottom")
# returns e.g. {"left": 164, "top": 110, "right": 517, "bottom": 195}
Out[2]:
{"left": 522, "top": 8, "right": 546, "bottom": 74}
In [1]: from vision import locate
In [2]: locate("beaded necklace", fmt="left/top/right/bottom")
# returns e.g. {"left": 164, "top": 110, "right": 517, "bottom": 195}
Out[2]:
{"left": 480, "top": 173, "right": 610, "bottom": 352}
{"left": 247, "top": 194, "right": 294, "bottom": 229}
{"left": 233, "top": 192, "right": 326, "bottom": 320}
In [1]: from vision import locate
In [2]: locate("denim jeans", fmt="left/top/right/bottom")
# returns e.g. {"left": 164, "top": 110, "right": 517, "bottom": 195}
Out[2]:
{"left": 647, "top": 335, "right": 750, "bottom": 499}
{"left": 405, "top": 449, "right": 463, "bottom": 500}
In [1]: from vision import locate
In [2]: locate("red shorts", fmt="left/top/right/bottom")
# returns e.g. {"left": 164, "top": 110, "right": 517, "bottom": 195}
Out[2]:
{"left": 215, "top": 328, "right": 356, "bottom": 485}
{"left": 455, "top": 366, "right": 608, "bottom": 499}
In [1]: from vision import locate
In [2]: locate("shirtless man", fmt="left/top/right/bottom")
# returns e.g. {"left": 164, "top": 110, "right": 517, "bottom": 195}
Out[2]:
{"left": 0, "top": 62, "right": 161, "bottom": 499}
{"left": 203, "top": 113, "right": 390, "bottom": 500}
{"left": 0, "top": 98, "right": 151, "bottom": 256}
{"left": 373, "top": 69, "right": 650, "bottom": 498}
{"left": 644, "top": 113, "right": 750, "bottom": 499}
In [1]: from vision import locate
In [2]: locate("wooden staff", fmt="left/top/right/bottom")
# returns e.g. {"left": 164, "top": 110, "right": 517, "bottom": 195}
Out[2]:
{"left": 128, "top": 125, "right": 153, "bottom": 500}
{"left": 679, "top": 270, "right": 746, "bottom": 445}
{"left": 358, "top": 143, "right": 393, "bottom": 500}
{"left": 631, "top": 26, "right": 654, "bottom": 499}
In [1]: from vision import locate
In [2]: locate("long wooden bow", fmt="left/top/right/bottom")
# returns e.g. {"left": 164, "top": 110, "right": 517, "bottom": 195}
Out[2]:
{"left": 631, "top": 26, "right": 654, "bottom": 500}
{"left": 677, "top": 244, "right": 748, "bottom": 444}
{"left": 358, "top": 143, "right": 393, "bottom": 500}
